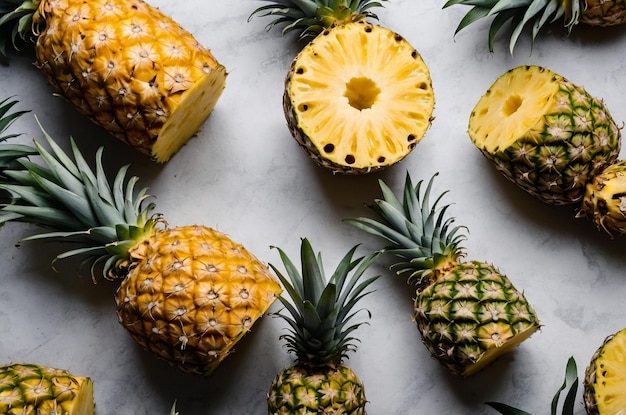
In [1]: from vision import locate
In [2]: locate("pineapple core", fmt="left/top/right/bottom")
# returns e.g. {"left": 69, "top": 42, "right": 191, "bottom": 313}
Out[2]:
{"left": 469, "top": 67, "right": 558, "bottom": 153}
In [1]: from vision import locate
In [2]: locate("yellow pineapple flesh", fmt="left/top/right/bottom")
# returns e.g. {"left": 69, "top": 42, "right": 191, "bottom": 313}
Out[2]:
{"left": 32, "top": 0, "right": 227, "bottom": 162}
{"left": 115, "top": 225, "right": 282, "bottom": 376}
{"left": 284, "top": 21, "right": 434, "bottom": 174}
{"left": 584, "top": 328, "right": 626, "bottom": 414}
{"left": 0, "top": 363, "right": 94, "bottom": 415}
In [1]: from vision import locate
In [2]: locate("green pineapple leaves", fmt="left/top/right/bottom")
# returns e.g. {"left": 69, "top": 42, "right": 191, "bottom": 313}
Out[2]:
{"left": 249, "top": 0, "right": 387, "bottom": 39}
{"left": 270, "top": 238, "right": 379, "bottom": 364}
{"left": 486, "top": 357, "right": 579, "bottom": 415}
{"left": 347, "top": 172, "right": 467, "bottom": 290}
{"left": 443, "top": 0, "right": 575, "bottom": 53}
{"left": 0, "top": 0, "right": 39, "bottom": 57}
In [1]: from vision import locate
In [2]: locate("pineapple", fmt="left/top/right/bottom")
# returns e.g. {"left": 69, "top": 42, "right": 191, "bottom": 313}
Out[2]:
{"left": 0, "top": 111, "right": 281, "bottom": 376}
{"left": 267, "top": 238, "right": 379, "bottom": 413}
{"left": 0, "top": 363, "right": 94, "bottom": 414}
{"left": 0, "top": 0, "right": 227, "bottom": 162}
{"left": 580, "top": 160, "right": 626, "bottom": 237}
{"left": 348, "top": 172, "right": 541, "bottom": 376}
{"left": 0, "top": 98, "right": 36, "bottom": 191}
{"left": 468, "top": 65, "right": 621, "bottom": 207}
{"left": 444, "top": 0, "right": 626, "bottom": 53}
{"left": 250, "top": 0, "right": 435, "bottom": 174}
{"left": 584, "top": 328, "right": 626, "bottom": 414}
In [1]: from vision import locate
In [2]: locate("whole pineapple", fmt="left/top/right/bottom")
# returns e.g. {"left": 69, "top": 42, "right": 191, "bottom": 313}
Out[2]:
{"left": 469, "top": 65, "right": 621, "bottom": 207}
{"left": 584, "top": 328, "right": 626, "bottom": 414}
{"left": 0, "top": 108, "right": 281, "bottom": 376}
{"left": 0, "top": 363, "right": 94, "bottom": 414}
{"left": 348, "top": 172, "right": 540, "bottom": 377}
{"left": 250, "top": 0, "right": 435, "bottom": 174}
{"left": 0, "top": 0, "right": 227, "bottom": 162}
{"left": 444, "top": 0, "right": 626, "bottom": 52}
{"left": 267, "top": 238, "right": 379, "bottom": 413}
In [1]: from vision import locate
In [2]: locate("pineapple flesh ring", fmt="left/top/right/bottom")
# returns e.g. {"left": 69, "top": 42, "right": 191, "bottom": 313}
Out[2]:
{"left": 0, "top": 363, "right": 94, "bottom": 415}
{"left": 469, "top": 65, "right": 620, "bottom": 206}
{"left": 284, "top": 22, "right": 434, "bottom": 174}
{"left": 584, "top": 328, "right": 626, "bottom": 414}
{"left": 33, "top": 0, "right": 227, "bottom": 163}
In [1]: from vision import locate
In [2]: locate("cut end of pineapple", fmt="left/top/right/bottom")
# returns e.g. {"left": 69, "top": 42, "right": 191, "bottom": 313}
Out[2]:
{"left": 71, "top": 376, "right": 95, "bottom": 415}
{"left": 285, "top": 22, "right": 434, "bottom": 173}
{"left": 152, "top": 64, "right": 227, "bottom": 163}
{"left": 469, "top": 65, "right": 559, "bottom": 153}
{"left": 585, "top": 328, "right": 626, "bottom": 414}
{"left": 462, "top": 323, "right": 540, "bottom": 377}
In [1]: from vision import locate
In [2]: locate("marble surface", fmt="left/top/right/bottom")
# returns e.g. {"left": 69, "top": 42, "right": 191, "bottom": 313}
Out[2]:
{"left": 1, "top": 1, "right": 626, "bottom": 414}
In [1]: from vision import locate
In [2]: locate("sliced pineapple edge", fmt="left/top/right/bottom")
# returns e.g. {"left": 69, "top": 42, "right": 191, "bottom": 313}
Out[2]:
{"left": 70, "top": 376, "right": 95, "bottom": 415}
{"left": 469, "top": 65, "right": 559, "bottom": 153}
{"left": 463, "top": 324, "right": 541, "bottom": 377}
{"left": 152, "top": 64, "right": 227, "bottom": 163}
{"left": 285, "top": 22, "right": 434, "bottom": 172}
{"left": 584, "top": 328, "right": 626, "bottom": 414}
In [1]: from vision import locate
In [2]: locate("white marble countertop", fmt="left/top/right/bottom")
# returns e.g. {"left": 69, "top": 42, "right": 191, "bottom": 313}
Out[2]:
{"left": 1, "top": 1, "right": 626, "bottom": 414}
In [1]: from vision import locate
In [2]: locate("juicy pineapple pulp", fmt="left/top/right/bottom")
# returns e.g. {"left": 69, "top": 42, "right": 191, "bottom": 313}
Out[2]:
{"left": 33, "top": 0, "right": 227, "bottom": 162}
{"left": 469, "top": 65, "right": 620, "bottom": 205}
{"left": 284, "top": 21, "right": 435, "bottom": 174}
{"left": 115, "top": 225, "right": 282, "bottom": 376}
{"left": 415, "top": 261, "right": 541, "bottom": 377}
{"left": 581, "top": 160, "right": 626, "bottom": 237}
{"left": 267, "top": 363, "right": 366, "bottom": 414}
{"left": 0, "top": 363, "right": 94, "bottom": 414}
{"left": 584, "top": 328, "right": 626, "bottom": 414}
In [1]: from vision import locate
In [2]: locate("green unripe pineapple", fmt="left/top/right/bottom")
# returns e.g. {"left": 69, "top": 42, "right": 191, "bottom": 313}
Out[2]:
{"left": 349, "top": 172, "right": 541, "bottom": 376}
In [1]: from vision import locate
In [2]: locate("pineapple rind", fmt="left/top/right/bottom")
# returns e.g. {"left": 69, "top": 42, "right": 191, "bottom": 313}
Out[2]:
{"left": 469, "top": 65, "right": 620, "bottom": 206}
{"left": 32, "top": 0, "right": 226, "bottom": 162}
{"left": 115, "top": 225, "right": 282, "bottom": 376}
{"left": 267, "top": 363, "right": 366, "bottom": 414}
{"left": 580, "top": 0, "right": 626, "bottom": 26}
{"left": 0, "top": 363, "right": 94, "bottom": 415}
{"left": 284, "top": 21, "right": 434, "bottom": 174}
{"left": 414, "top": 261, "right": 541, "bottom": 377}
{"left": 584, "top": 328, "right": 626, "bottom": 415}
{"left": 581, "top": 160, "right": 626, "bottom": 237}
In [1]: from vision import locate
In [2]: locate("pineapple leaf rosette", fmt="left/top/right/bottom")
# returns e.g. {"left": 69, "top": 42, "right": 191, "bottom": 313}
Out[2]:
{"left": 469, "top": 65, "right": 626, "bottom": 238}
{"left": 0, "top": 102, "right": 282, "bottom": 376}
{"left": 250, "top": 0, "right": 435, "bottom": 174}
{"left": 0, "top": 0, "right": 227, "bottom": 162}
{"left": 348, "top": 172, "right": 541, "bottom": 377}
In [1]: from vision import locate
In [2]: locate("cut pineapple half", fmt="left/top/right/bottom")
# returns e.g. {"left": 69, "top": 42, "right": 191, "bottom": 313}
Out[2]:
{"left": 152, "top": 64, "right": 227, "bottom": 162}
{"left": 469, "top": 66, "right": 558, "bottom": 153}
{"left": 585, "top": 328, "right": 626, "bottom": 414}
{"left": 284, "top": 21, "right": 435, "bottom": 174}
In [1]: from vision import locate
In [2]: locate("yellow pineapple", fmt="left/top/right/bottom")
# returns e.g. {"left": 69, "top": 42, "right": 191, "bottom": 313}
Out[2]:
{"left": 0, "top": 103, "right": 281, "bottom": 376}
{"left": 0, "top": 363, "right": 94, "bottom": 415}
{"left": 0, "top": 0, "right": 227, "bottom": 162}
{"left": 251, "top": 0, "right": 435, "bottom": 174}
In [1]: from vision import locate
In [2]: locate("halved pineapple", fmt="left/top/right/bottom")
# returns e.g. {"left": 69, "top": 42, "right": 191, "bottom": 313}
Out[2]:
{"left": 581, "top": 160, "right": 626, "bottom": 237}
{"left": 284, "top": 21, "right": 435, "bottom": 174}
{"left": 584, "top": 328, "right": 626, "bottom": 414}
{"left": 0, "top": 363, "right": 94, "bottom": 414}
{"left": 469, "top": 65, "right": 621, "bottom": 206}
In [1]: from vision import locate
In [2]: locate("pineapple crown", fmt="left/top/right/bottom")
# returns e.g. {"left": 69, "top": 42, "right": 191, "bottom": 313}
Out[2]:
{"left": 249, "top": 0, "right": 387, "bottom": 40}
{"left": 0, "top": 117, "right": 159, "bottom": 281}
{"left": 269, "top": 238, "right": 379, "bottom": 365}
{"left": 0, "top": 97, "right": 36, "bottom": 181}
{"left": 348, "top": 172, "right": 467, "bottom": 290}
{"left": 486, "top": 357, "right": 579, "bottom": 414}
{"left": 0, "top": 0, "right": 40, "bottom": 57}
{"left": 443, "top": 0, "right": 578, "bottom": 53}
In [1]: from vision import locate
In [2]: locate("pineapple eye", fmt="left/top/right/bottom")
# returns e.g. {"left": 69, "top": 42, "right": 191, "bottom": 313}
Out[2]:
{"left": 345, "top": 155, "right": 356, "bottom": 164}
{"left": 408, "top": 134, "right": 416, "bottom": 142}
{"left": 323, "top": 143, "right": 335, "bottom": 153}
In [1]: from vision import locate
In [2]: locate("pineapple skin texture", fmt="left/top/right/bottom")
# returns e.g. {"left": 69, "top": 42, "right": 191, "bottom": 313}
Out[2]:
{"left": 283, "top": 21, "right": 434, "bottom": 175}
{"left": 584, "top": 328, "right": 626, "bottom": 414}
{"left": 267, "top": 363, "right": 367, "bottom": 414}
{"left": 414, "top": 261, "right": 541, "bottom": 377}
{"left": 32, "top": 0, "right": 227, "bottom": 162}
{"left": 0, "top": 363, "right": 94, "bottom": 415}
{"left": 580, "top": 0, "right": 626, "bottom": 26}
{"left": 470, "top": 66, "right": 620, "bottom": 206}
{"left": 581, "top": 160, "right": 626, "bottom": 237}
{"left": 115, "top": 225, "right": 282, "bottom": 376}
